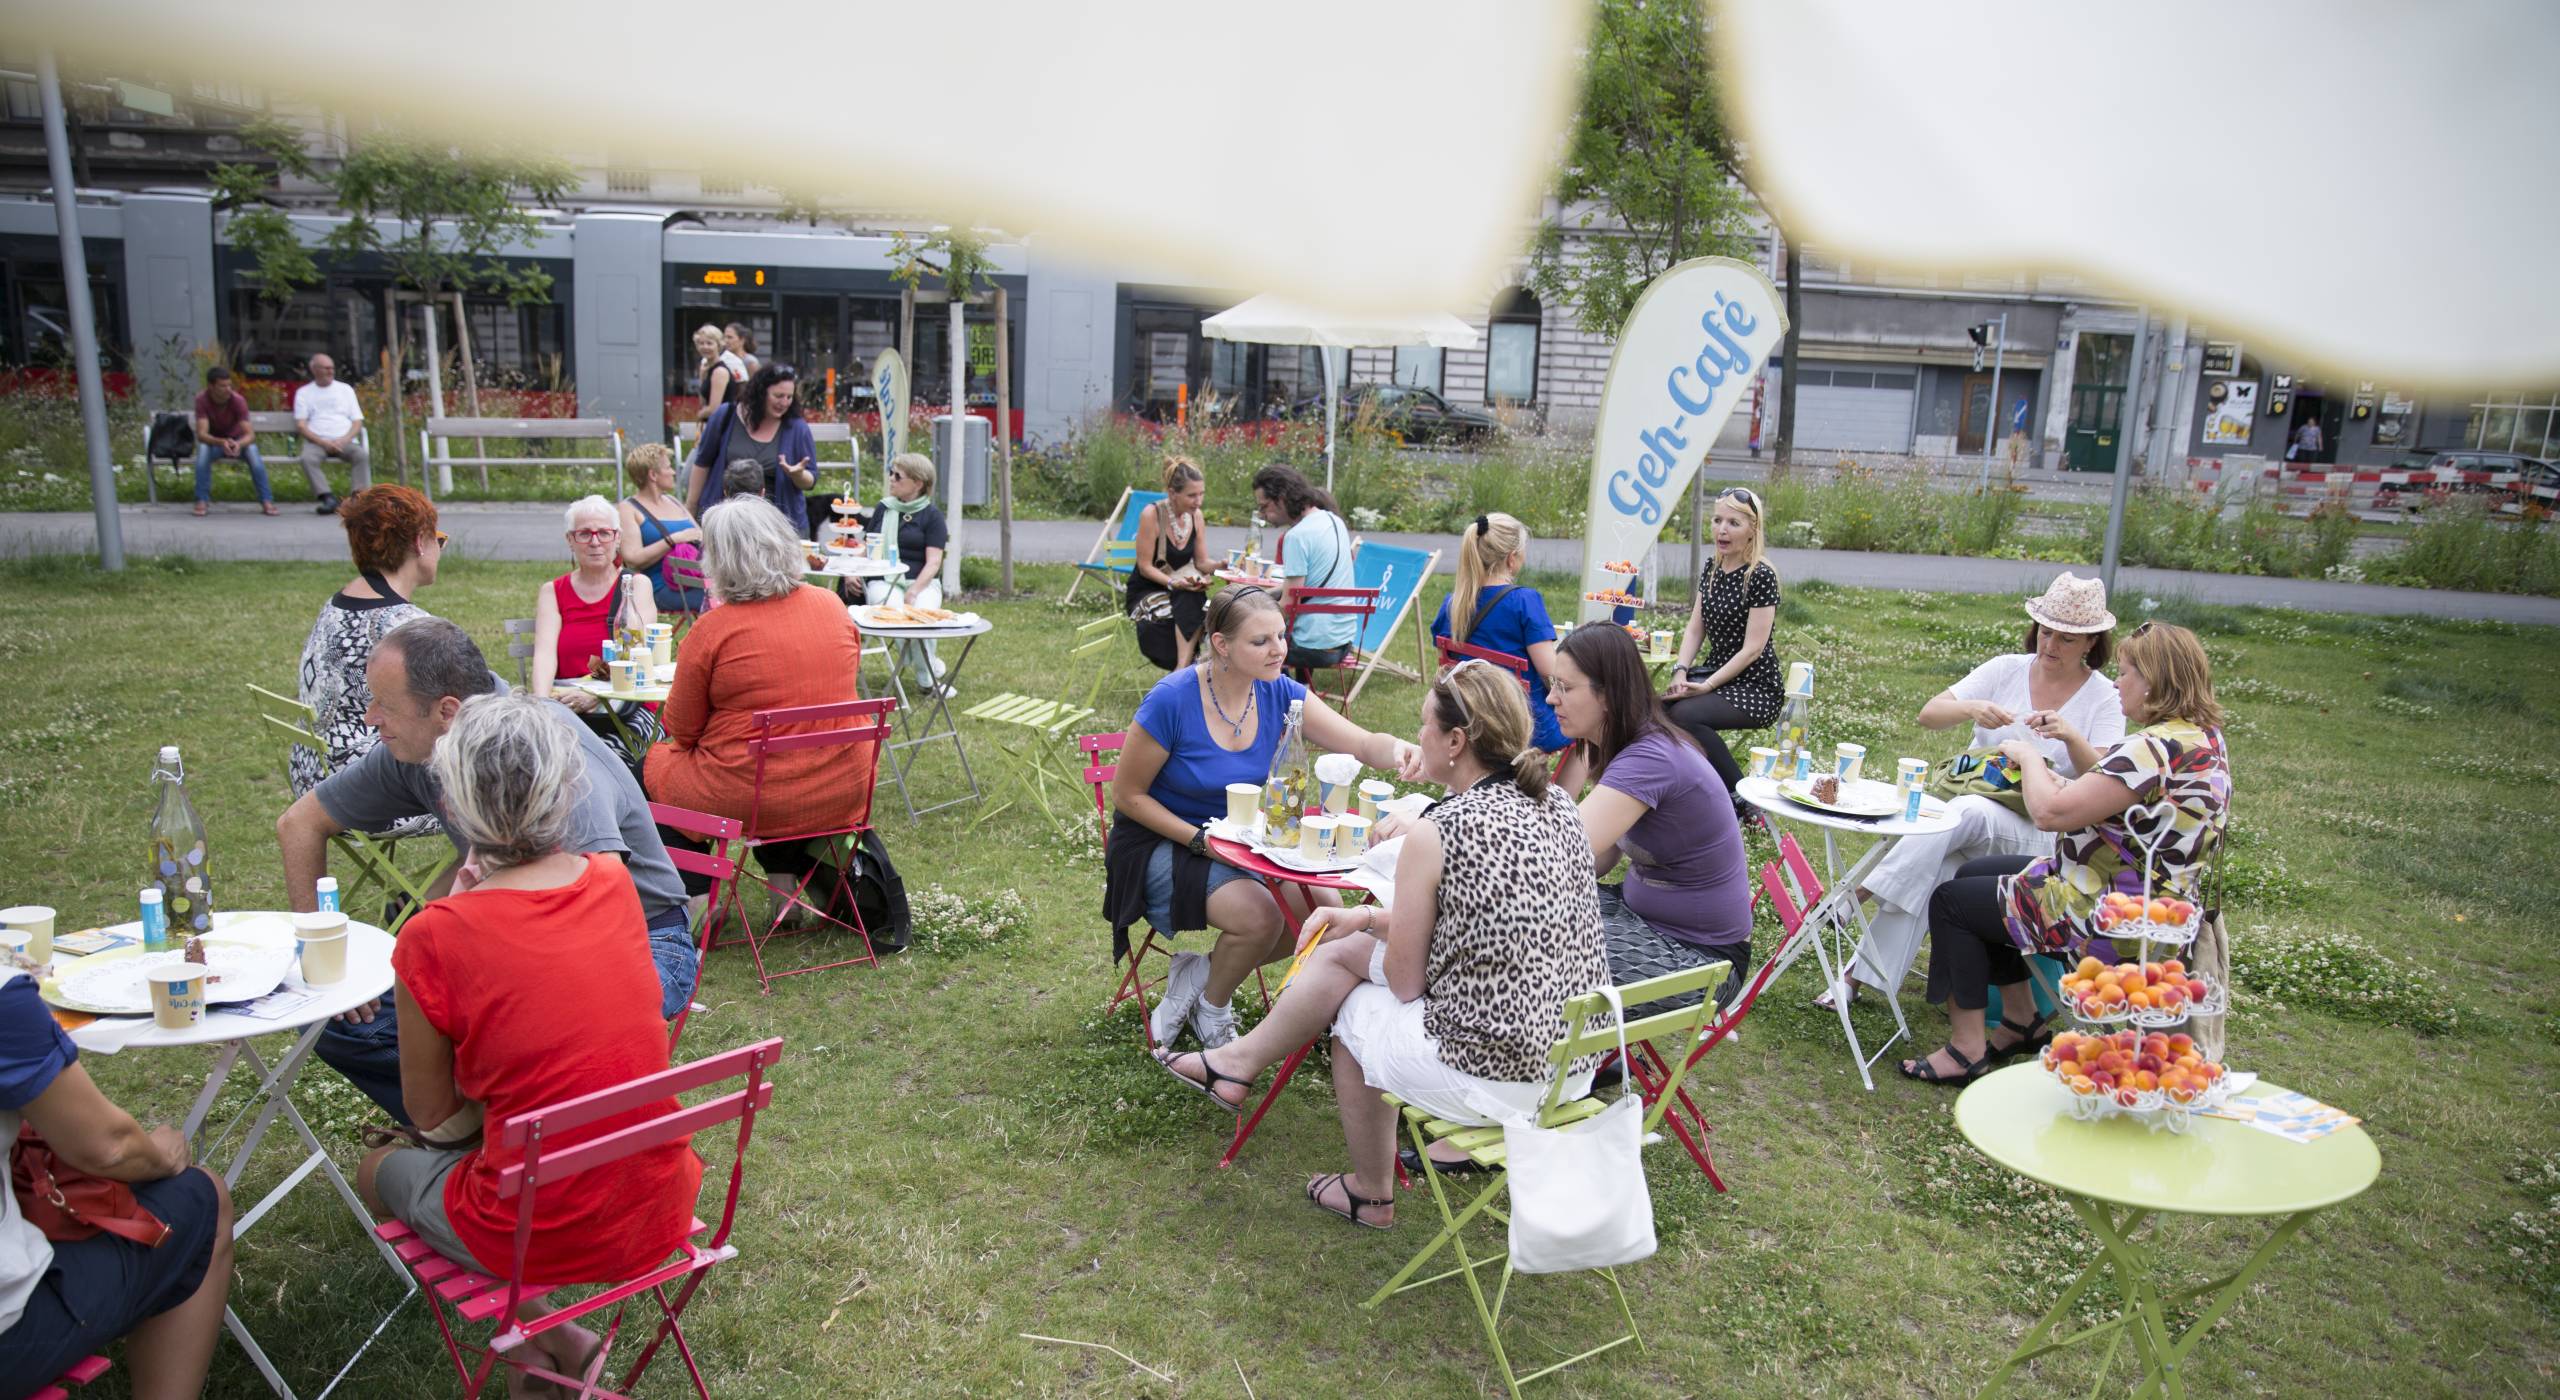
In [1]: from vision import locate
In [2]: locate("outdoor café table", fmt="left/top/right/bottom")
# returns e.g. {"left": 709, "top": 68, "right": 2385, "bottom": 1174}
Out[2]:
{"left": 1736, "top": 772, "right": 1959, "bottom": 1091}
{"left": 851, "top": 608, "right": 992, "bottom": 820}
{"left": 1212, "top": 568, "right": 1286, "bottom": 589}
{"left": 1201, "top": 830, "right": 1378, "bottom": 1169}
{"left": 1956, "top": 1063, "right": 2380, "bottom": 1398}
{"left": 562, "top": 663, "right": 673, "bottom": 754}
{"left": 51, "top": 911, "right": 409, "bottom": 1398}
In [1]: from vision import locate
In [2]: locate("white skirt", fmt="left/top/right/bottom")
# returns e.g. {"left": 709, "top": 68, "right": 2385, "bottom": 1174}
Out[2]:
{"left": 1331, "top": 984, "right": 1593, "bottom": 1127}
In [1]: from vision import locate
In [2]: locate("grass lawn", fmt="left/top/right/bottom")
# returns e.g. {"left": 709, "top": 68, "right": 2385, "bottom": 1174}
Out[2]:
{"left": 2, "top": 549, "right": 2555, "bottom": 1397}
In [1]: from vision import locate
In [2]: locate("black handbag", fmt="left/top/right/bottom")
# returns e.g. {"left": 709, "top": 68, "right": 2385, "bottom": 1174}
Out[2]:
{"left": 813, "top": 828, "right": 912, "bottom": 953}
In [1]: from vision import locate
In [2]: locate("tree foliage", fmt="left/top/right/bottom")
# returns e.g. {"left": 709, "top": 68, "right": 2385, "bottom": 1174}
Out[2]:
{"left": 886, "top": 228, "right": 997, "bottom": 302}
{"left": 211, "top": 120, "right": 573, "bottom": 307}
{"left": 1527, "top": 0, "right": 1756, "bottom": 338}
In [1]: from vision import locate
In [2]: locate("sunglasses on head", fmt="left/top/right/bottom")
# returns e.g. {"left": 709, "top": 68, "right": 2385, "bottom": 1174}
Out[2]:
{"left": 1718, "top": 487, "right": 1761, "bottom": 509}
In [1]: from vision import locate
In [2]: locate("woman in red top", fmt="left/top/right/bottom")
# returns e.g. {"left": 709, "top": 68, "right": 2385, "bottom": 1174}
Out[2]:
{"left": 534, "top": 495, "right": 660, "bottom": 757}
{"left": 359, "top": 692, "right": 702, "bottom": 1385}
{"left": 644, "top": 497, "right": 872, "bottom": 891}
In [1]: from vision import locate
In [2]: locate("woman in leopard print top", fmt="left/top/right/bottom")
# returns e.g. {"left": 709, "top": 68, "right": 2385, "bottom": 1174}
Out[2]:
{"left": 1156, "top": 660, "right": 1609, "bottom": 1229}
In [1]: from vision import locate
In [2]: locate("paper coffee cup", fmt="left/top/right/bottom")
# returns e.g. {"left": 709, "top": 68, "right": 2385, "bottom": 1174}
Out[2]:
{"left": 1301, "top": 815, "right": 1338, "bottom": 859}
{"left": 1338, "top": 814, "right": 1372, "bottom": 854}
{"left": 294, "top": 911, "right": 350, "bottom": 985}
{"left": 150, "top": 967, "right": 207, "bottom": 1029}
{"left": 0, "top": 906, "right": 53, "bottom": 964}
{"left": 1357, "top": 779, "right": 1394, "bottom": 822}
{"left": 1896, "top": 757, "right": 1929, "bottom": 789}
{"left": 0, "top": 931, "right": 29, "bottom": 970}
{"left": 629, "top": 644, "right": 654, "bottom": 674}
{"left": 1314, "top": 753, "right": 1360, "bottom": 814}
{"left": 1786, "top": 660, "right": 1815, "bottom": 697}
{"left": 1224, "top": 782, "right": 1261, "bottom": 827}
{"left": 1649, "top": 630, "right": 1672, "bottom": 655}
{"left": 1748, "top": 747, "right": 1779, "bottom": 779}
{"left": 1835, "top": 743, "right": 1866, "bottom": 782}
{"left": 607, "top": 658, "right": 635, "bottom": 690}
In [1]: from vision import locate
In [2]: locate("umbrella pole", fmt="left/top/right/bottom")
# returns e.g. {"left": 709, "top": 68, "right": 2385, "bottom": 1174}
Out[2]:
{"left": 1323, "top": 346, "right": 1342, "bottom": 495}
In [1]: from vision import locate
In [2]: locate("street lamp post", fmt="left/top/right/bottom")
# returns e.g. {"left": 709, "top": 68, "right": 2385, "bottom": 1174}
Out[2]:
{"left": 1971, "top": 314, "right": 2008, "bottom": 487}
{"left": 36, "top": 51, "right": 122, "bottom": 571}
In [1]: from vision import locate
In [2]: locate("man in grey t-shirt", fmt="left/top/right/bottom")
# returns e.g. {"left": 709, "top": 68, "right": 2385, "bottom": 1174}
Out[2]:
{"left": 274, "top": 618, "right": 697, "bottom": 1122}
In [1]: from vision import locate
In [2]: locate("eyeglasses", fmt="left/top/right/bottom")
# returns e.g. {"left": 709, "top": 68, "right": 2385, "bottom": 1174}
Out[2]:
{"left": 2127, "top": 621, "right": 2155, "bottom": 640}
{"left": 570, "top": 527, "right": 620, "bottom": 542}
{"left": 432, "top": 531, "right": 449, "bottom": 547}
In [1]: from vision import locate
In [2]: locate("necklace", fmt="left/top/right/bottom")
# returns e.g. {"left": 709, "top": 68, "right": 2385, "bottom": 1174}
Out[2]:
{"left": 1204, "top": 661, "right": 1255, "bottom": 742}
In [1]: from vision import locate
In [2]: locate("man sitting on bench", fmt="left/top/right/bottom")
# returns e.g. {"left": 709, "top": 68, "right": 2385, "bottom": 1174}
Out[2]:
{"left": 294, "top": 353, "right": 372, "bottom": 514}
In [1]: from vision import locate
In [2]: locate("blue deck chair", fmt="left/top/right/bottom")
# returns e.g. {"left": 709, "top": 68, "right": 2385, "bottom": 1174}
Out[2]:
{"left": 1340, "top": 540, "right": 1440, "bottom": 705}
{"left": 1064, "top": 488, "right": 1167, "bottom": 604}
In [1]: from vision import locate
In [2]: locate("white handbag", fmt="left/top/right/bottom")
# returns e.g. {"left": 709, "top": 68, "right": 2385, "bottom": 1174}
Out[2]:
{"left": 1501, "top": 987, "right": 1657, "bottom": 1275}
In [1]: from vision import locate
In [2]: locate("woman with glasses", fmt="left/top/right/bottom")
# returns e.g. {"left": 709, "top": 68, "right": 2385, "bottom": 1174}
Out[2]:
{"left": 1900, "top": 621, "right": 2229, "bottom": 1085}
{"left": 1106, "top": 585, "right": 1420, "bottom": 1056}
{"left": 291, "top": 484, "right": 446, "bottom": 797}
{"left": 1152, "top": 658, "right": 1608, "bottom": 1223}
{"left": 531, "top": 495, "right": 660, "bottom": 755}
{"left": 1663, "top": 486, "right": 1786, "bottom": 802}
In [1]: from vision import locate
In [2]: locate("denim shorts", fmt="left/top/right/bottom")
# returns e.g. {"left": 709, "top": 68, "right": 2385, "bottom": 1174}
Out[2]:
{"left": 0, "top": 1168, "right": 224, "bottom": 1397}
{"left": 647, "top": 908, "right": 700, "bottom": 1020}
{"left": 1143, "top": 838, "right": 1259, "bottom": 934}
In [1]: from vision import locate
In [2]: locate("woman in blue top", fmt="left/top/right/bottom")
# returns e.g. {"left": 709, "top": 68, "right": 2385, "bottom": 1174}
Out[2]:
{"left": 1106, "top": 585, "right": 1420, "bottom": 1053}
{"left": 1429, "top": 511, "right": 1563, "bottom": 753}
{"left": 616, "top": 443, "right": 705, "bottom": 613}
{"left": 685, "top": 361, "right": 818, "bottom": 536}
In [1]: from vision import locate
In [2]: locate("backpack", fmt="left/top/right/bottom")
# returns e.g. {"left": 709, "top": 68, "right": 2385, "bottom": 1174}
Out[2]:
{"left": 809, "top": 827, "right": 911, "bottom": 953}
{"left": 146, "top": 411, "right": 198, "bottom": 462}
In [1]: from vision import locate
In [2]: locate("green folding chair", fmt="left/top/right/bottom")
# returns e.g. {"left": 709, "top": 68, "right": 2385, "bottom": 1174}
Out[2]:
{"left": 959, "top": 692, "right": 1100, "bottom": 830}
{"left": 248, "top": 683, "right": 452, "bottom": 933}
{"left": 1365, "top": 960, "right": 1729, "bottom": 1399}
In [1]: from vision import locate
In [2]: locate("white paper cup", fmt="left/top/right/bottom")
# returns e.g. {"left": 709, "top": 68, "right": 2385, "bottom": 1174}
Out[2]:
{"left": 1649, "top": 630, "right": 1672, "bottom": 655}
{"left": 629, "top": 644, "right": 654, "bottom": 675}
{"left": 1835, "top": 743, "right": 1867, "bottom": 782}
{"left": 1224, "top": 782, "right": 1261, "bottom": 827}
{"left": 150, "top": 967, "right": 208, "bottom": 1029}
{"left": 1314, "top": 753, "right": 1360, "bottom": 813}
{"left": 294, "top": 911, "right": 350, "bottom": 985}
{"left": 1748, "top": 747, "right": 1779, "bottom": 778}
{"left": 607, "top": 658, "right": 635, "bottom": 690}
{"left": 0, "top": 905, "right": 53, "bottom": 964}
{"left": 1357, "top": 779, "right": 1394, "bottom": 822}
{"left": 1896, "top": 757, "right": 1929, "bottom": 789}
{"left": 1338, "top": 814, "right": 1372, "bottom": 854}
{"left": 1301, "top": 815, "right": 1339, "bottom": 860}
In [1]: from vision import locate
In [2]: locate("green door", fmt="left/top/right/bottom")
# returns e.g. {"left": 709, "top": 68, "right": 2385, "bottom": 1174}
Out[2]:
{"left": 2066, "top": 384, "right": 2125, "bottom": 471}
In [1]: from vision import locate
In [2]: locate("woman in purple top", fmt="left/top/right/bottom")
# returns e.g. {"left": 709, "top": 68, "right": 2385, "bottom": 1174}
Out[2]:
{"left": 1551, "top": 624, "right": 1752, "bottom": 1007}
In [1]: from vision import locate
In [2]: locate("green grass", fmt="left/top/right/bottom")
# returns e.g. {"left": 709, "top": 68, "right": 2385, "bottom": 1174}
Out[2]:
{"left": 3, "top": 555, "right": 2557, "bottom": 1395}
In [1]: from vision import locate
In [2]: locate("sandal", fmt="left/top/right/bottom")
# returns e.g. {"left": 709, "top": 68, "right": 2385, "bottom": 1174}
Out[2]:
{"left": 1812, "top": 976, "right": 1865, "bottom": 1012}
{"left": 1398, "top": 1145, "right": 1492, "bottom": 1178}
{"left": 1897, "top": 1042, "right": 1988, "bottom": 1086}
{"left": 190, "top": 501, "right": 209, "bottom": 516}
{"left": 1156, "top": 1048, "right": 1253, "bottom": 1111}
{"left": 1990, "top": 1011, "right": 2056, "bottom": 1062}
{"left": 1306, "top": 1172, "right": 1393, "bottom": 1230}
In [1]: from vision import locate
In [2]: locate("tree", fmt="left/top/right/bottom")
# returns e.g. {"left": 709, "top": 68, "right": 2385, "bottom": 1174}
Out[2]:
{"left": 887, "top": 229, "right": 1010, "bottom": 591}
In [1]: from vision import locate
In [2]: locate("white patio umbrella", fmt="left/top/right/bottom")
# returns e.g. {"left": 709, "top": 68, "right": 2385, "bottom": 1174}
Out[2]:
{"left": 1200, "top": 294, "right": 1483, "bottom": 492}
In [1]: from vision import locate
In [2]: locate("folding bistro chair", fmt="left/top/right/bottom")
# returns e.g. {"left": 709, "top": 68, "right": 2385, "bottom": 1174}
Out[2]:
{"left": 1341, "top": 541, "right": 1440, "bottom": 705}
{"left": 1064, "top": 487, "right": 1164, "bottom": 605}
{"left": 1088, "top": 732, "right": 1171, "bottom": 1037}
{"left": 1367, "top": 962, "right": 1728, "bottom": 1399}
{"left": 247, "top": 682, "right": 451, "bottom": 933}
{"left": 1622, "top": 831, "right": 1824, "bottom": 1191}
{"left": 663, "top": 558, "right": 708, "bottom": 634}
{"left": 30, "top": 1356, "right": 109, "bottom": 1400}
{"left": 500, "top": 618, "right": 539, "bottom": 689}
{"left": 375, "top": 1037, "right": 785, "bottom": 1400}
{"left": 1434, "top": 635, "right": 1531, "bottom": 687}
{"left": 961, "top": 693, "right": 1099, "bottom": 830}
{"left": 721, "top": 698, "right": 896, "bottom": 994}
{"left": 648, "top": 802, "right": 741, "bottom": 1050}
{"left": 1283, "top": 584, "right": 1383, "bottom": 709}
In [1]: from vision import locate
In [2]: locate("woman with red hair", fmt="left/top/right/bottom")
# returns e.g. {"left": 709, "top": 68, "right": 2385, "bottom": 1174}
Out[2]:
{"left": 291, "top": 485, "right": 447, "bottom": 795}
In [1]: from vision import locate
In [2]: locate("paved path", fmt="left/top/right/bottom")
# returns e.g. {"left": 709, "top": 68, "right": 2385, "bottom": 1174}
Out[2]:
{"left": 8, "top": 502, "right": 2555, "bottom": 626}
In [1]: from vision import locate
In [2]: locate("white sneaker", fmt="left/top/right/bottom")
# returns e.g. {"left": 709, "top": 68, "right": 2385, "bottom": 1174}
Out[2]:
{"left": 1191, "top": 997, "right": 1240, "bottom": 1050}
{"left": 1150, "top": 952, "right": 1207, "bottom": 1048}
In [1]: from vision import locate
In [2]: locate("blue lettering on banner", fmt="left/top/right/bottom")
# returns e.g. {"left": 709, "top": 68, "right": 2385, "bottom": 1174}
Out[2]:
{"left": 1605, "top": 288, "right": 1768, "bottom": 533}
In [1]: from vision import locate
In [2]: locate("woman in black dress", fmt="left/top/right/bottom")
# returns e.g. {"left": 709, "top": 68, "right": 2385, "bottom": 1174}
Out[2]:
{"left": 1128, "top": 457, "right": 1210, "bottom": 670}
{"left": 1663, "top": 486, "right": 1784, "bottom": 794}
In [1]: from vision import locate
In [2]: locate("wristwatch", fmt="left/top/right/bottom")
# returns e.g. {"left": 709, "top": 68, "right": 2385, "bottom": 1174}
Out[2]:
{"left": 1188, "top": 828, "right": 1211, "bottom": 858}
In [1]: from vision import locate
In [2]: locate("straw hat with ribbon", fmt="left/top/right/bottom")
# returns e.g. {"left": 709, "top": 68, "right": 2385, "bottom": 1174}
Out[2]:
{"left": 2024, "top": 571, "right": 2117, "bottom": 634}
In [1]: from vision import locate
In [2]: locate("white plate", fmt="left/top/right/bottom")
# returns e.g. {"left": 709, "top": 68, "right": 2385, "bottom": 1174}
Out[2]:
{"left": 1777, "top": 775, "right": 1903, "bottom": 817}
{"left": 852, "top": 606, "right": 978, "bottom": 631}
{"left": 45, "top": 940, "right": 294, "bottom": 1016}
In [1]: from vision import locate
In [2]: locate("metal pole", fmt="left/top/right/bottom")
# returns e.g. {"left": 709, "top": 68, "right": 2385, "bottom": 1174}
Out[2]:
{"left": 1979, "top": 311, "right": 2006, "bottom": 486}
{"left": 944, "top": 294, "right": 965, "bottom": 596}
{"left": 2099, "top": 313, "right": 2151, "bottom": 598}
{"left": 37, "top": 52, "right": 122, "bottom": 571}
{"left": 1322, "top": 346, "right": 1342, "bottom": 494}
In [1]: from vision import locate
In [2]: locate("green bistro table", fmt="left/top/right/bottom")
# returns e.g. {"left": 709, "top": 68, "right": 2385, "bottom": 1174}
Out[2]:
{"left": 1955, "top": 1063, "right": 2379, "bottom": 1399}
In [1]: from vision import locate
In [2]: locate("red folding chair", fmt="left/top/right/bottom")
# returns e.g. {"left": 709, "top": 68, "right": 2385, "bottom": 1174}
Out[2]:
{"left": 1432, "top": 633, "right": 1531, "bottom": 689}
{"left": 663, "top": 558, "right": 708, "bottom": 634}
{"left": 1283, "top": 585, "right": 1382, "bottom": 708}
{"left": 375, "top": 1037, "right": 785, "bottom": 1400}
{"left": 1622, "top": 832, "right": 1826, "bottom": 1191}
{"left": 650, "top": 802, "right": 740, "bottom": 1050}
{"left": 30, "top": 1357, "right": 109, "bottom": 1400}
{"left": 723, "top": 698, "right": 897, "bottom": 994}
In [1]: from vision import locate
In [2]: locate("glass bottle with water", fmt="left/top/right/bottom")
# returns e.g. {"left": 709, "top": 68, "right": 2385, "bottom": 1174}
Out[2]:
{"left": 1261, "top": 699, "right": 1311, "bottom": 844}
{"left": 148, "top": 746, "right": 213, "bottom": 941}
{"left": 1772, "top": 662, "right": 1815, "bottom": 777}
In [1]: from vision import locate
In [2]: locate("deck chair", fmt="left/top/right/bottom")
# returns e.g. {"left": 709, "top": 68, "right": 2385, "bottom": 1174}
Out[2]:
{"left": 376, "top": 1037, "right": 784, "bottom": 1400}
{"left": 1622, "top": 831, "right": 1823, "bottom": 1191}
{"left": 1342, "top": 541, "right": 1440, "bottom": 705}
{"left": 1064, "top": 488, "right": 1164, "bottom": 604}
{"left": 1366, "top": 962, "right": 1728, "bottom": 1399}
{"left": 723, "top": 698, "right": 896, "bottom": 994}
{"left": 30, "top": 1356, "right": 109, "bottom": 1400}
{"left": 650, "top": 803, "right": 740, "bottom": 1051}
{"left": 500, "top": 618, "right": 538, "bottom": 688}
{"left": 1283, "top": 585, "right": 1383, "bottom": 708}
{"left": 247, "top": 683, "right": 451, "bottom": 934}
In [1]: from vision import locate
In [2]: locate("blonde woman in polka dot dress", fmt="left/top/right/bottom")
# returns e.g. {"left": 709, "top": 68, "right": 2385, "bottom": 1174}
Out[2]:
{"left": 1663, "top": 486, "right": 1784, "bottom": 800}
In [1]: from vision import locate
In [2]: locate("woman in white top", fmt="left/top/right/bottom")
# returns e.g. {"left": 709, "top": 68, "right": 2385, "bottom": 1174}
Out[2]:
{"left": 1819, "top": 573, "right": 2126, "bottom": 1008}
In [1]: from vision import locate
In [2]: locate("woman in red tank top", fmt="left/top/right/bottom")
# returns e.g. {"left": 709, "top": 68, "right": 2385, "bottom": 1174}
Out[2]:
{"left": 532, "top": 498, "right": 659, "bottom": 750}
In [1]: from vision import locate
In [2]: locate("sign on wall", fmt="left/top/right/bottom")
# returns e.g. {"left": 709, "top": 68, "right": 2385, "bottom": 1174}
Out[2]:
{"left": 2201, "top": 376, "right": 2259, "bottom": 445}
{"left": 1579, "top": 257, "right": 1789, "bottom": 620}
{"left": 2201, "top": 342, "right": 2243, "bottom": 376}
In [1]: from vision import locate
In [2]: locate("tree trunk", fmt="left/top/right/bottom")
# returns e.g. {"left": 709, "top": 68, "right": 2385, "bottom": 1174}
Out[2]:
{"left": 383, "top": 286, "right": 410, "bottom": 483}
{"left": 995, "top": 286, "right": 1014, "bottom": 593}
{"left": 449, "top": 291, "right": 490, "bottom": 489}
{"left": 1775, "top": 234, "right": 1802, "bottom": 475}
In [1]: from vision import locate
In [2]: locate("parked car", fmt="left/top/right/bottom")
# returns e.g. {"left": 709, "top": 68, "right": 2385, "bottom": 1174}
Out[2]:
{"left": 1293, "top": 384, "right": 1515, "bottom": 445}
{"left": 2373, "top": 449, "right": 2552, "bottom": 510}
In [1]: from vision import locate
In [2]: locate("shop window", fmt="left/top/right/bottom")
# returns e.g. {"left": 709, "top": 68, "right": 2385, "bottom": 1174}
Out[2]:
{"left": 1485, "top": 287, "right": 1539, "bottom": 405}
{"left": 2464, "top": 390, "right": 2560, "bottom": 456}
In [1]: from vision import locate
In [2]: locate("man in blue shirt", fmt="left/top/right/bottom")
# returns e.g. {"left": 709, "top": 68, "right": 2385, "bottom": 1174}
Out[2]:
{"left": 1252, "top": 464, "right": 1358, "bottom": 672}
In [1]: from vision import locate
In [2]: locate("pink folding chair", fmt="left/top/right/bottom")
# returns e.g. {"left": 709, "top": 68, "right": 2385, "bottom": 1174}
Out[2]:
{"left": 721, "top": 698, "right": 896, "bottom": 994}
{"left": 375, "top": 1037, "right": 785, "bottom": 1400}
{"left": 1283, "top": 585, "right": 1382, "bottom": 708}
{"left": 1622, "top": 831, "right": 1826, "bottom": 1191}
{"left": 662, "top": 558, "right": 708, "bottom": 634}
{"left": 29, "top": 1356, "right": 109, "bottom": 1400}
{"left": 649, "top": 802, "right": 740, "bottom": 1050}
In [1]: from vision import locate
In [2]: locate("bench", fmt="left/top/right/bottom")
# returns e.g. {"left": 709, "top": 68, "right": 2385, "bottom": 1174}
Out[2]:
{"left": 418, "top": 416, "right": 625, "bottom": 500}
{"left": 673, "top": 419, "right": 866, "bottom": 496}
{"left": 138, "top": 409, "right": 374, "bottom": 504}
